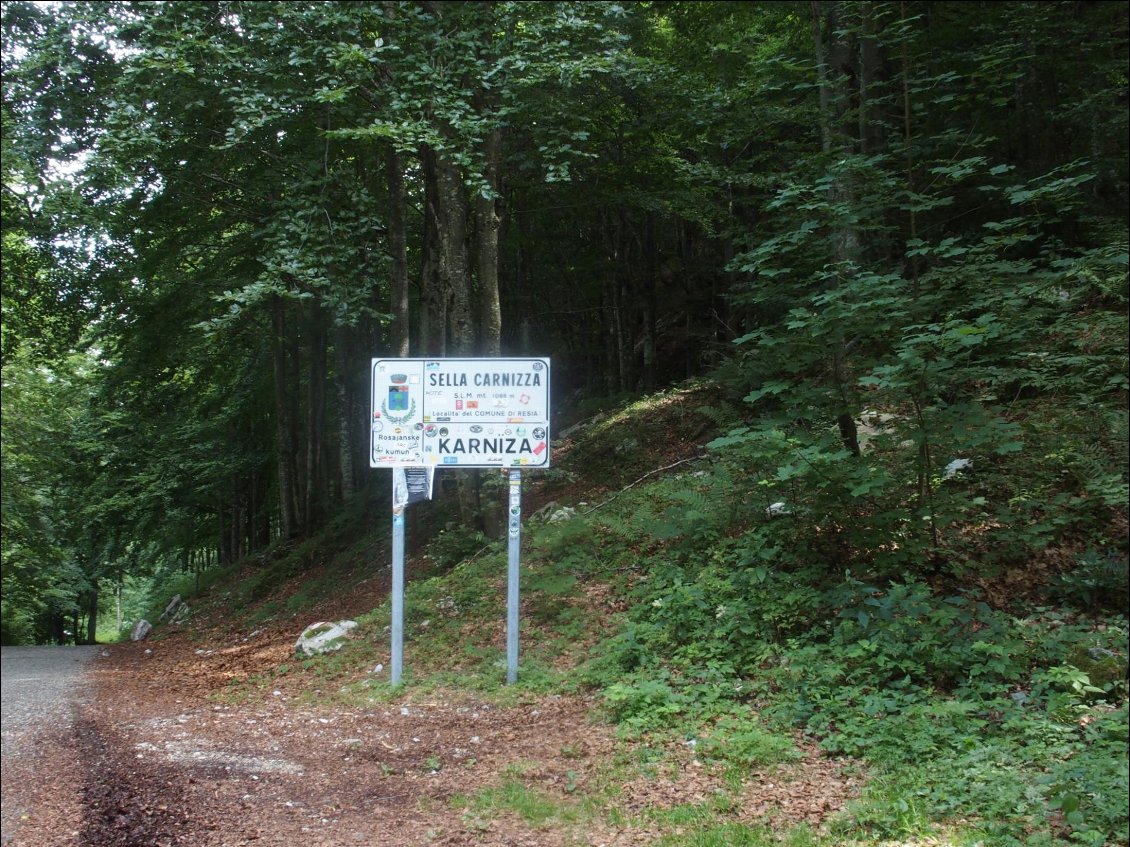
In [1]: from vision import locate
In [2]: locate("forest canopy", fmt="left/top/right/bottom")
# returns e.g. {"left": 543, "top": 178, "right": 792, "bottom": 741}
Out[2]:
{"left": 2, "top": 1, "right": 1127, "bottom": 645}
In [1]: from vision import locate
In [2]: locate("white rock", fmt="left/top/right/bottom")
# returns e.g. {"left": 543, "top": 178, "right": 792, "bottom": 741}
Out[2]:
{"left": 160, "top": 595, "right": 182, "bottom": 620}
{"left": 294, "top": 620, "right": 359, "bottom": 657}
{"left": 766, "top": 502, "right": 790, "bottom": 517}
{"left": 943, "top": 458, "right": 973, "bottom": 479}
{"left": 130, "top": 620, "right": 153, "bottom": 642}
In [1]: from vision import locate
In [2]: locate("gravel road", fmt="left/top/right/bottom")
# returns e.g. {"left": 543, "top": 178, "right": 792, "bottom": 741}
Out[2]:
{"left": 1, "top": 645, "right": 102, "bottom": 845}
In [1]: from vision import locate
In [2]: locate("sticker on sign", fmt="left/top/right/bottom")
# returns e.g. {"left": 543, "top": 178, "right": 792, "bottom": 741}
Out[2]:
{"left": 371, "top": 358, "right": 551, "bottom": 468}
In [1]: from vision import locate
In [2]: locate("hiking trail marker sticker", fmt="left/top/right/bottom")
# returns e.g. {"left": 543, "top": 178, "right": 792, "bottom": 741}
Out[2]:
{"left": 370, "top": 358, "right": 550, "bottom": 468}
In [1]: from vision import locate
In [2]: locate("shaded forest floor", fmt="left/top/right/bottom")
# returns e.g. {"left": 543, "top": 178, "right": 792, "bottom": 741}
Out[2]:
{"left": 9, "top": 622, "right": 864, "bottom": 847}
{"left": 9, "top": 386, "right": 874, "bottom": 847}
{"left": 10, "top": 382, "right": 1127, "bottom": 847}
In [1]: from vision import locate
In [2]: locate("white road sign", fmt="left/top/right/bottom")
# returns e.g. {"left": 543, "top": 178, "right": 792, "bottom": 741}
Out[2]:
{"left": 370, "top": 358, "right": 551, "bottom": 468}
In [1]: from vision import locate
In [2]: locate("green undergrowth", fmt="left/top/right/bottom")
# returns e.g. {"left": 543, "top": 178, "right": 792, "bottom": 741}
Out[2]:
{"left": 557, "top": 457, "right": 1128, "bottom": 846}
{"left": 300, "top": 444, "right": 1127, "bottom": 845}
{"left": 162, "top": 381, "right": 1128, "bottom": 845}
{"left": 373, "top": 385, "right": 1124, "bottom": 844}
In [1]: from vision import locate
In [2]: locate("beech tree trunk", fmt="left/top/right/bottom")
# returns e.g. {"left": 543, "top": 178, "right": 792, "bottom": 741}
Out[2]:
{"left": 271, "top": 295, "right": 300, "bottom": 539}
{"left": 387, "top": 146, "right": 410, "bottom": 358}
{"left": 641, "top": 214, "right": 658, "bottom": 392}
{"left": 812, "top": 0, "right": 862, "bottom": 456}
{"left": 305, "top": 308, "right": 328, "bottom": 531}
{"left": 434, "top": 150, "right": 483, "bottom": 525}
{"left": 85, "top": 587, "right": 97, "bottom": 645}
{"left": 435, "top": 153, "right": 475, "bottom": 356}
{"left": 333, "top": 325, "right": 357, "bottom": 503}
{"left": 476, "top": 125, "right": 503, "bottom": 357}
{"left": 420, "top": 147, "right": 447, "bottom": 357}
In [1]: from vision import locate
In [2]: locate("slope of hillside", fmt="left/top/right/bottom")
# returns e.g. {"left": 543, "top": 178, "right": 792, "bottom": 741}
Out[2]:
{"left": 13, "top": 379, "right": 1129, "bottom": 847}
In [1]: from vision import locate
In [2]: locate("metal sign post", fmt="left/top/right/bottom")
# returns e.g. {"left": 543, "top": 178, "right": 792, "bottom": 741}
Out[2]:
{"left": 391, "top": 499, "right": 405, "bottom": 686}
{"left": 506, "top": 469, "right": 522, "bottom": 684}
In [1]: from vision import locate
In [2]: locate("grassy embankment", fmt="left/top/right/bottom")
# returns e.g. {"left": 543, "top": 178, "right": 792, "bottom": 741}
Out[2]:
{"left": 132, "top": 381, "right": 1129, "bottom": 847}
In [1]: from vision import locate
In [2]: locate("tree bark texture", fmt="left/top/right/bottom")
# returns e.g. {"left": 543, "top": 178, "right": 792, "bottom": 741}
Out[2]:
{"left": 435, "top": 152, "right": 475, "bottom": 356}
{"left": 420, "top": 147, "right": 447, "bottom": 357}
{"left": 271, "top": 295, "right": 300, "bottom": 539}
{"left": 476, "top": 124, "right": 503, "bottom": 357}
{"left": 387, "top": 146, "right": 411, "bottom": 358}
{"left": 304, "top": 308, "right": 328, "bottom": 532}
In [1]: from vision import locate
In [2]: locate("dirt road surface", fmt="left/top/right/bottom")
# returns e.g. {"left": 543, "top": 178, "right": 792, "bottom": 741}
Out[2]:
{"left": 1, "top": 621, "right": 859, "bottom": 847}
{"left": 2, "top": 646, "right": 102, "bottom": 845}
{"left": 1, "top": 627, "right": 626, "bottom": 847}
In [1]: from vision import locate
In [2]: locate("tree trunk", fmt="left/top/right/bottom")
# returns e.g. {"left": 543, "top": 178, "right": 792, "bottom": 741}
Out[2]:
{"left": 641, "top": 214, "right": 658, "bottom": 392}
{"left": 603, "top": 285, "right": 619, "bottom": 395}
{"left": 813, "top": 0, "right": 862, "bottom": 455}
{"left": 333, "top": 325, "right": 357, "bottom": 503}
{"left": 217, "top": 493, "right": 228, "bottom": 566}
{"left": 434, "top": 147, "right": 480, "bottom": 527}
{"left": 476, "top": 124, "right": 503, "bottom": 357}
{"left": 858, "top": 2, "right": 883, "bottom": 157}
{"left": 85, "top": 586, "right": 98, "bottom": 645}
{"left": 305, "top": 308, "right": 328, "bottom": 532}
{"left": 420, "top": 147, "right": 447, "bottom": 356}
{"left": 271, "top": 295, "right": 300, "bottom": 539}
{"left": 387, "top": 146, "right": 411, "bottom": 358}
{"left": 435, "top": 152, "right": 475, "bottom": 356}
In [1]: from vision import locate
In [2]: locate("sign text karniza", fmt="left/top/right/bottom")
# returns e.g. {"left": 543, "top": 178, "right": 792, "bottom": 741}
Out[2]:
{"left": 370, "top": 358, "right": 551, "bottom": 468}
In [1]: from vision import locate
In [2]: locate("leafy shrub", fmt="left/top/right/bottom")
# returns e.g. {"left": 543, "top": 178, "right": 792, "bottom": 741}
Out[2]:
{"left": 827, "top": 579, "right": 1030, "bottom": 690}
{"left": 699, "top": 713, "right": 800, "bottom": 769}
{"left": 603, "top": 670, "right": 686, "bottom": 731}
{"left": 1049, "top": 547, "right": 1130, "bottom": 613}
{"left": 428, "top": 523, "right": 488, "bottom": 570}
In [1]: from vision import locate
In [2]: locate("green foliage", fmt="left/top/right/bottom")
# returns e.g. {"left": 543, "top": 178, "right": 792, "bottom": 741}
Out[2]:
{"left": 455, "top": 776, "right": 578, "bottom": 829}
{"left": 603, "top": 671, "right": 686, "bottom": 731}
{"left": 4, "top": 3, "right": 1129, "bottom": 844}
{"left": 576, "top": 470, "right": 1129, "bottom": 844}
{"left": 426, "top": 524, "right": 489, "bottom": 572}
{"left": 1049, "top": 548, "right": 1130, "bottom": 614}
{"left": 698, "top": 712, "right": 799, "bottom": 770}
